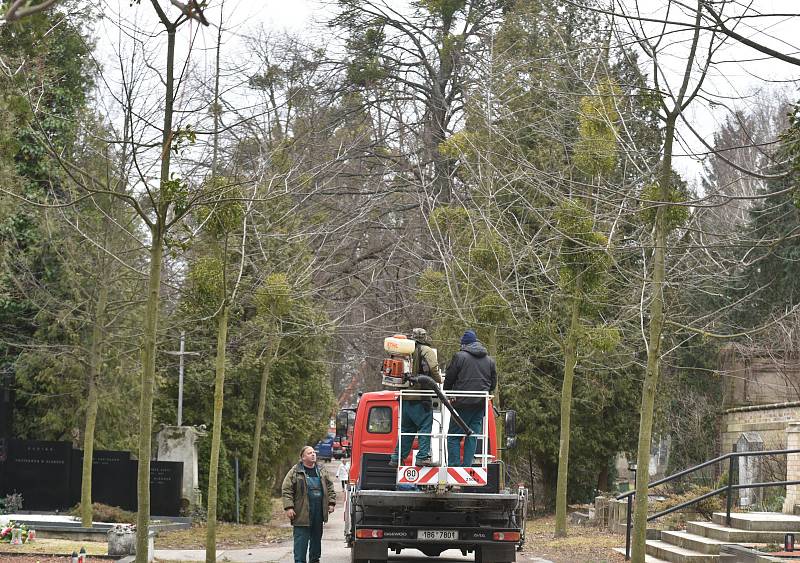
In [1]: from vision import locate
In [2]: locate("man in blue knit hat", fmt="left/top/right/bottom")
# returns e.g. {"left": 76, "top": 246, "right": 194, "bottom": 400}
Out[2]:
{"left": 444, "top": 329, "right": 496, "bottom": 467}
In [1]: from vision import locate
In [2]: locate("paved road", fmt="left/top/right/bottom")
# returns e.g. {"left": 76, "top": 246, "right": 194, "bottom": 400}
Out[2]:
{"left": 151, "top": 460, "right": 549, "bottom": 563}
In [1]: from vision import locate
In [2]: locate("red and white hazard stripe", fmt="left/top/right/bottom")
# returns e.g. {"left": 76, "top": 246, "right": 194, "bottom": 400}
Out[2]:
{"left": 397, "top": 466, "right": 440, "bottom": 484}
{"left": 445, "top": 467, "right": 487, "bottom": 486}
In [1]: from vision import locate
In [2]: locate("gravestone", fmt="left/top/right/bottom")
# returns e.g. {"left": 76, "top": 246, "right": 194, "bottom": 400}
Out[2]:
{"left": 149, "top": 460, "right": 183, "bottom": 516}
{"left": 0, "top": 438, "right": 6, "bottom": 496}
{"left": 0, "top": 438, "right": 183, "bottom": 515}
{"left": 155, "top": 425, "right": 205, "bottom": 509}
{"left": 0, "top": 370, "right": 12, "bottom": 439}
{"left": 737, "top": 432, "right": 764, "bottom": 507}
{"left": 0, "top": 370, "right": 11, "bottom": 488}
{"left": 70, "top": 450, "right": 135, "bottom": 511}
{"left": 4, "top": 440, "right": 72, "bottom": 509}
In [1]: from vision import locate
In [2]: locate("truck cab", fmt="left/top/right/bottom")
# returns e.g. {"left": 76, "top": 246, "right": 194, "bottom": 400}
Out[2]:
{"left": 340, "top": 389, "right": 528, "bottom": 563}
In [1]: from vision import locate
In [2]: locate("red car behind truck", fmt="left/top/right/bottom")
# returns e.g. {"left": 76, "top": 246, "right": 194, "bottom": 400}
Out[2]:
{"left": 338, "top": 388, "right": 528, "bottom": 563}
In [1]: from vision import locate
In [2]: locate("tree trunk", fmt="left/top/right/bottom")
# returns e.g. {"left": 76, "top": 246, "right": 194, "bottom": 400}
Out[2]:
{"left": 555, "top": 276, "right": 582, "bottom": 537}
{"left": 631, "top": 118, "right": 674, "bottom": 563}
{"left": 246, "top": 337, "right": 279, "bottom": 525}
{"left": 205, "top": 304, "right": 230, "bottom": 563}
{"left": 597, "top": 462, "right": 610, "bottom": 493}
{"left": 527, "top": 450, "right": 537, "bottom": 511}
{"left": 136, "top": 19, "right": 175, "bottom": 561}
{"left": 135, "top": 224, "right": 165, "bottom": 561}
{"left": 540, "top": 459, "right": 558, "bottom": 510}
{"left": 81, "top": 283, "right": 107, "bottom": 527}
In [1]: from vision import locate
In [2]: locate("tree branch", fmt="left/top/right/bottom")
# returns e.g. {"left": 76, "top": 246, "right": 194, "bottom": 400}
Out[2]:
{"left": 702, "top": 1, "right": 800, "bottom": 67}
{"left": 3, "top": 0, "right": 59, "bottom": 22}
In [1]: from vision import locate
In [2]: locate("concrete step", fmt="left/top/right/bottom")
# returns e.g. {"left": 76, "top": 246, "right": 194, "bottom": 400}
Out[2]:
{"left": 612, "top": 547, "right": 670, "bottom": 562}
{"left": 712, "top": 512, "right": 800, "bottom": 532}
{"left": 688, "top": 520, "right": 791, "bottom": 543}
{"left": 660, "top": 530, "right": 729, "bottom": 554}
{"left": 646, "top": 539, "right": 720, "bottom": 563}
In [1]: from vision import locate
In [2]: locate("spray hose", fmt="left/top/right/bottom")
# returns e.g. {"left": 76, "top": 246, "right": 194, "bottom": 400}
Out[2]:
{"left": 407, "top": 374, "right": 473, "bottom": 437}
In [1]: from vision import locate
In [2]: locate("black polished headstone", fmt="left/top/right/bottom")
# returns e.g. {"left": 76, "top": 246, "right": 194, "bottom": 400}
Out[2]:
{"left": 1, "top": 439, "right": 183, "bottom": 516}
{"left": 149, "top": 460, "right": 183, "bottom": 516}
{"left": 0, "top": 371, "right": 12, "bottom": 439}
{"left": 4, "top": 440, "right": 72, "bottom": 509}
{"left": 69, "top": 450, "right": 135, "bottom": 511}
{"left": 0, "top": 437, "right": 6, "bottom": 495}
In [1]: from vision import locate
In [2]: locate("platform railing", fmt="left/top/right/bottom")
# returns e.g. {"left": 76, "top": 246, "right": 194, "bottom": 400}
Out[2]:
{"left": 396, "top": 389, "right": 492, "bottom": 469}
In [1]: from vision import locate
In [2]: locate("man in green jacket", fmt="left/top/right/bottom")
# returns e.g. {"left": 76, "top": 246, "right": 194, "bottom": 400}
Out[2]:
{"left": 389, "top": 328, "right": 442, "bottom": 467}
{"left": 282, "top": 445, "right": 336, "bottom": 563}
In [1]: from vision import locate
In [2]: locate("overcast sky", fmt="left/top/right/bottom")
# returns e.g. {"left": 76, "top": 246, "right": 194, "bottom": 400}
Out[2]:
{"left": 617, "top": 0, "right": 800, "bottom": 183}
{"left": 98, "top": 0, "right": 799, "bottom": 186}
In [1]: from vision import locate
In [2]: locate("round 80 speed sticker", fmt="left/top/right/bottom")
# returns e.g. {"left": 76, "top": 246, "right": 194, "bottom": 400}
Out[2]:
{"left": 403, "top": 467, "right": 419, "bottom": 482}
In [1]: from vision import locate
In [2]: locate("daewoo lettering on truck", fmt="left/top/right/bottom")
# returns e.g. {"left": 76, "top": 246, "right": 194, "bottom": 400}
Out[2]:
{"left": 337, "top": 334, "right": 529, "bottom": 563}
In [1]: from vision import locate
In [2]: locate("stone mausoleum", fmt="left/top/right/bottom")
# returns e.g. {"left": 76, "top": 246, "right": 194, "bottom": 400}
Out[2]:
{"left": 717, "top": 344, "right": 800, "bottom": 513}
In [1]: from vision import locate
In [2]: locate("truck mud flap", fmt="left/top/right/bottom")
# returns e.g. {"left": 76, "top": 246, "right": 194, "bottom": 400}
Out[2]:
{"left": 352, "top": 540, "right": 388, "bottom": 560}
{"left": 477, "top": 543, "right": 517, "bottom": 563}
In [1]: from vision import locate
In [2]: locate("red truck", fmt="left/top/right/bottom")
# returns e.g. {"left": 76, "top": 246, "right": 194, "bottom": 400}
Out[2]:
{"left": 337, "top": 387, "right": 528, "bottom": 563}
{"left": 334, "top": 410, "right": 356, "bottom": 459}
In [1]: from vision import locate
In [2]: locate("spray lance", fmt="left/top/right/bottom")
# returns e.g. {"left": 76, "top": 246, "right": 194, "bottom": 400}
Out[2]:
{"left": 380, "top": 333, "right": 473, "bottom": 437}
{"left": 406, "top": 374, "right": 473, "bottom": 437}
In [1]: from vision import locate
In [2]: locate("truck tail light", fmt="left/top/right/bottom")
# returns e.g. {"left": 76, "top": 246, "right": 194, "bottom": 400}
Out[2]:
{"left": 493, "top": 531, "right": 520, "bottom": 542}
{"left": 356, "top": 529, "right": 384, "bottom": 539}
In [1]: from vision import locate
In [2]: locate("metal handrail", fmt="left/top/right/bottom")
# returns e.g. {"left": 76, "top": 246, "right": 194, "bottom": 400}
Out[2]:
{"left": 616, "top": 448, "right": 800, "bottom": 500}
{"left": 616, "top": 447, "right": 800, "bottom": 560}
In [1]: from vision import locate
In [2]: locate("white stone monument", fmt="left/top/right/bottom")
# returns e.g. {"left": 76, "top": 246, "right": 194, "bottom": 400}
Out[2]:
{"left": 155, "top": 425, "right": 206, "bottom": 510}
{"left": 736, "top": 432, "right": 764, "bottom": 507}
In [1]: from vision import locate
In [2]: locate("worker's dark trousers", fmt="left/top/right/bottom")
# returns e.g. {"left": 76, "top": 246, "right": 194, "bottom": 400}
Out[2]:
{"left": 293, "top": 502, "right": 323, "bottom": 562}
{"left": 390, "top": 400, "right": 433, "bottom": 463}
{"left": 447, "top": 407, "right": 485, "bottom": 467}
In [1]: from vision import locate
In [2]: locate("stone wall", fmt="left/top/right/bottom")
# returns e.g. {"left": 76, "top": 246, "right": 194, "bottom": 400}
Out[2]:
{"left": 783, "top": 423, "right": 800, "bottom": 513}
{"left": 720, "top": 403, "right": 800, "bottom": 453}
{"left": 720, "top": 345, "right": 800, "bottom": 407}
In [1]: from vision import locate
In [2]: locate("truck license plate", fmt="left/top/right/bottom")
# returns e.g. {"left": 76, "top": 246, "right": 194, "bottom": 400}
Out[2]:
{"left": 417, "top": 530, "right": 458, "bottom": 541}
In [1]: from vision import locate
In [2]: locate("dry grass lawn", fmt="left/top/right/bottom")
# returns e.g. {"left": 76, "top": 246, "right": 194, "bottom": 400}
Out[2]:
{"left": 156, "top": 499, "right": 292, "bottom": 549}
{"left": 155, "top": 521, "right": 291, "bottom": 549}
{"left": 524, "top": 515, "right": 626, "bottom": 563}
{"left": 0, "top": 557, "right": 73, "bottom": 562}
{"left": 0, "top": 538, "right": 107, "bottom": 556}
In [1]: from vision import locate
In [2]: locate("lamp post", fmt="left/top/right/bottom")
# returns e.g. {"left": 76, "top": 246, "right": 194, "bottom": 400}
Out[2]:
{"left": 165, "top": 331, "right": 200, "bottom": 426}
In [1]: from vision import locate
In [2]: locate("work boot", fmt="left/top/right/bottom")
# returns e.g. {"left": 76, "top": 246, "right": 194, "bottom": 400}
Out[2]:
{"left": 388, "top": 458, "right": 398, "bottom": 467}
{"left": 416, "top": 457, "right": 437, "bottom": 467}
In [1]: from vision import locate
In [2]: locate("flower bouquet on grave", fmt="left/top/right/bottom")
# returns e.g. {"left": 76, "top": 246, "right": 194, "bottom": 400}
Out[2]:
{"left": 1, "top": 521, "right": 29, "bottom": 544}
